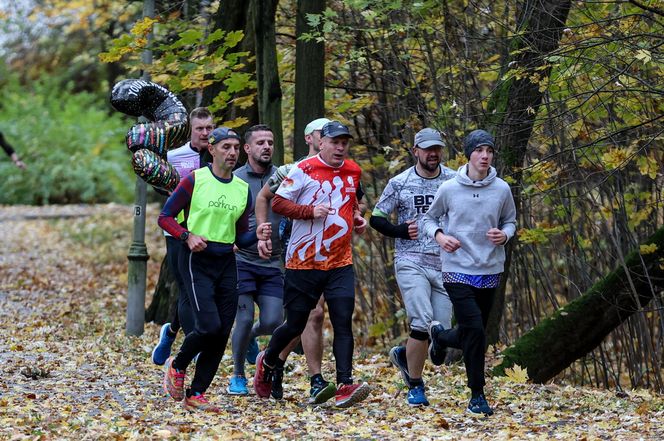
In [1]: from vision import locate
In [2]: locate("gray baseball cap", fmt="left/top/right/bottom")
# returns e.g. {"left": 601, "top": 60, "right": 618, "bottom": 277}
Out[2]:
{"left": 321, "top": 121, "right": 353, "bottom": 139}
{"left": 414, "top": 128, "right": 445, "bottom": 149}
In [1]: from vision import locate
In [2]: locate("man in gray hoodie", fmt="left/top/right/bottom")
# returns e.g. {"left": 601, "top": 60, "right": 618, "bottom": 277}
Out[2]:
{"left": 422, "top": 129, "right": 516, "bottom": 416}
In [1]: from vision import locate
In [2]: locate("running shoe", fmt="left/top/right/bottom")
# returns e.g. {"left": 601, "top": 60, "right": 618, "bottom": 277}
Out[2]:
{"left": 184, "top": 392, "right": 221, "bottom": 413}
{"left": 335, "top": 382, "right": 371, "bottom": 408}
{"left": 309, "top": 380, "right": 336, "bottom": 405}
{"left": 388, "top": 346, "right": 412, "bottom": 388}
{"left": 246, "top": 337, "right": 259, "bottom": 365}
{"left": 253, "top": 351, "right": 273, "bottom": 398}
{"left": 271, "top": 366, "right": 284, "bottom": 400}
{"left": 152, "top": 323, "right": 176, "bottom": 365}
{"left": 163, "top": 356, "right": 185, "bottom": 401}
{"left": 407, "top": 384, "right": 430, "bottom": 407}
{"left": 226, "top": 375, "right": 248, "bottom": 395}
{"left": 428, "top": 321, "right": 448, "bottom": 366}
{"left": 467, "top": 394, "right": 494, "bottom": 416}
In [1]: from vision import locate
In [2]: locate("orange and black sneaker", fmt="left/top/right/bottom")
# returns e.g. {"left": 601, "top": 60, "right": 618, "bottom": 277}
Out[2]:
{"left": 184, "top": 392, "right": 222, "bottom": 413}
{"left": 163, "top": 356, "right": 185, "bottom": 401}
{"left": 335, "top": 382, "right": 371, "bottom": 408}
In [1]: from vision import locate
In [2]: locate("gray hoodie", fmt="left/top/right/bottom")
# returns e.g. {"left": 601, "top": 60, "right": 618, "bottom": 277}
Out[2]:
{"left": 422, "top": 164, "right": 517, "bottom": 275}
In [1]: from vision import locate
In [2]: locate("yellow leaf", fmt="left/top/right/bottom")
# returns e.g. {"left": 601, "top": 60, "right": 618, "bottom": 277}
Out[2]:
{"left": 233, "top": 94, "right": 256, "bottom": 109}
{"left": 222, "top": 117, "right": 249, "bottom": 129}
{"left": 131, "top": 17, "right": 157, "bottom": 37}
{"left": 637, "top": 154, "right": 658, "bottom": 180}
{"left": 504, "top": 364, "right": 530, "bottom": 383}
{"left": 640, "top": 243, "right": 658, "bottom": 255}
{"left": 601, "top": 147, "right": 633, "bottom": 170}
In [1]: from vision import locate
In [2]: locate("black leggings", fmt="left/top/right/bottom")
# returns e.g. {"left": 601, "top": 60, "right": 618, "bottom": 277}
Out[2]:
{"left": 165, "top": 236, "right": 194, "bottom": 335}
{"left": 172, "top": 250, "right": 238, "bottom": 394}
{"left": 437, "top": 283, "right": 495, "bottom": 394}
{"left": 265, "top": 296, "right": 355, "bottom": 385}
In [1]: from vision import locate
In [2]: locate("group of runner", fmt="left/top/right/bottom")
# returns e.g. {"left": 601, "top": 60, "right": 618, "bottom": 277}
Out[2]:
{"left": 151, "top": 108, "right": 516, "bottom": 416}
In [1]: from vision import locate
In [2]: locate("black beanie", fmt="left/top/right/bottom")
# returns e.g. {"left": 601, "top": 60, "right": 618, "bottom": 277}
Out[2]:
{"left": 463, "top": 129, "right": 495, "bottom": 159}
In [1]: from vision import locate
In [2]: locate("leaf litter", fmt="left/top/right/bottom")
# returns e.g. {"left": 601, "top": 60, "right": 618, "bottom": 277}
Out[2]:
{"left": 0, "top": 204, "right": 662, "bottom": 440}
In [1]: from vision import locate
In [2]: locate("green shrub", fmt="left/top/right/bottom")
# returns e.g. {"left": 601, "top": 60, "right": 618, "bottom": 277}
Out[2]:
{"left": 0, "top": 73, "right": 135, "bottom": 205}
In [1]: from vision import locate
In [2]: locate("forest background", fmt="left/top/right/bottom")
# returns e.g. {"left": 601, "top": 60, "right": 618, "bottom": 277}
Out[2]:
{"left": 0, "top": 0, "right": 663, "bottom": 407}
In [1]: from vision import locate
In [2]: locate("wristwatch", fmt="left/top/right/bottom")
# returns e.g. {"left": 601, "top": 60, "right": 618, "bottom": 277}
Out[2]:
{"left": 179, "top": 231, "right": 190, "bottom": 242}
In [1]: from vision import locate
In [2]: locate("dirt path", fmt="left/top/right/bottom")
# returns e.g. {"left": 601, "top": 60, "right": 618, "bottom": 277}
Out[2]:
{"left": 0, "top": 204, "right": 662, "bottom": 440}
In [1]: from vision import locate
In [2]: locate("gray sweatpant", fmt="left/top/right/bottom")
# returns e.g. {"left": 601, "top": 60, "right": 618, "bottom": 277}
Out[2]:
{"left": 394, "top": 259, "right": 453, "bottom": 333}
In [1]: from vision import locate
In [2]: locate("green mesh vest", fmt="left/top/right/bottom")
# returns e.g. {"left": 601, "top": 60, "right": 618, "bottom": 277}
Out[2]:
{"left": 187, "top": 167, "right": 249, "bottom": 244}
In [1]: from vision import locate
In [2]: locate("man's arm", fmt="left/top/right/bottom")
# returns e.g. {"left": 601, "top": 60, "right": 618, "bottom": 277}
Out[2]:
{"left": 158, "top": 174, "right": 194, "bottom": 238}
{"left": 272, "top": 194, "right": 331, "bottom": 220}
{"left": 494, "top": 184, "right": 517, "bottom": 245}
{"left": 255, "top": 183, "right": 274, "bottom": 226}
{"left": 369, "top": 212, "right": 411, "bottom": 239}
{"left": 422, "top": 185, "right": 461, "bottom": 252}
{"left": 368, "top": 179, "right": 413, "bottom": 239}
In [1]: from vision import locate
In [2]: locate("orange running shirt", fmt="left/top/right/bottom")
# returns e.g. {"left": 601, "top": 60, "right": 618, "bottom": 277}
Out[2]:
{"left": 275, "top": 155, "right": 362, "bottom": 270}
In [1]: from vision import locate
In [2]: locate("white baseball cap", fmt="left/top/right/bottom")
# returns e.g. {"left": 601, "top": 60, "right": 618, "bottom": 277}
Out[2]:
{"left": 304, "top": 118, "right": 332, "bottom": 136}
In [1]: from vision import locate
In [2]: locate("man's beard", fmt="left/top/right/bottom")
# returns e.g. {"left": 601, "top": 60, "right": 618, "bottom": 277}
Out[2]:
{"left": 256, "top": 156, "right": 272, "bottom": 168}
{"left": 419, "top": 159, "right": 439, "bottom": 173}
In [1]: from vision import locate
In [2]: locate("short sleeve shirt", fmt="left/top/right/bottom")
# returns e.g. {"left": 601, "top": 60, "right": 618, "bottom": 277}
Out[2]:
{"left": 167, "top": 142, "right": 202, "bottom": 179}
{"left": 373, "top": 165, "right": 456, "bottom": 269}
{"left": 276, "top": 155, "right": 362, "bottom": 270}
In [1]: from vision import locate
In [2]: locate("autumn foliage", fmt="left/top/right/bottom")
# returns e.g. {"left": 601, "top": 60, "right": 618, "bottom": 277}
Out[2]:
{"left": 2, "top": 205, "right": 664, "bottom": 439}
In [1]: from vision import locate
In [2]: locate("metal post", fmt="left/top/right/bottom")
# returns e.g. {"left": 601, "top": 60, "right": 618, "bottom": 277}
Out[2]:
{"left": 126, "top": 0, "right": 155, "bottom": 336}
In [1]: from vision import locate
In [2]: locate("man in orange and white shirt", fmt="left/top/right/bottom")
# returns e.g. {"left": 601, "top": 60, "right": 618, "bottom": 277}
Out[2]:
{"left": 253, "top": 121, "right": 371, "bottom": 408}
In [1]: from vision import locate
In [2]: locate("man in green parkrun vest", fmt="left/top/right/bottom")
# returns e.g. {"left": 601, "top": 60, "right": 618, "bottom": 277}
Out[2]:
{"left": 158, "top": 127, "right": 271, "bottom": 413}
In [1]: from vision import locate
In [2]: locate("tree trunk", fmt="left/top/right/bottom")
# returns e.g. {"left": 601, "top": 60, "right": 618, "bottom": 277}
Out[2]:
{"left": 484, "top": 0, "right": 572, "bottom": 345}
{"left": 202, "top": 0, "right": 259, "bottom": 130}
{"left": 144, "top": 254, "right": 179, "bottom": 324}
{"left": 493, "top": 226, "right": 664, "bottom": 383}
{"left": 147, "top": 0, "right": 259, "bottom": 324}
{"left": 293, "top": 0, "right": 325, "bottom": 160}
{"left": 254, "top": 0, "right": 284, "bottom": 165}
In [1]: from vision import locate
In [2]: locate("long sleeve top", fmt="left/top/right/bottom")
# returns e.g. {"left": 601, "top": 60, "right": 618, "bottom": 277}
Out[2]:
{"left": 422, "top": 165, "right": 517, "bottom": 275}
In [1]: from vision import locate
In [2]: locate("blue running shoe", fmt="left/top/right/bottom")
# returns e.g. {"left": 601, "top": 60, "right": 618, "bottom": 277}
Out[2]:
{"left": 226, "top": 375, "right": 249, "bottom": 395}
{"left": 467, "top": 394, "right": 494, "bottom": 416}
{"left": 388, "top": 346, "right": 412, "bottom": 388}
{"left": 152, "top": 323, "right": 176, "bottom": 366}
{"left": 246, "top": 337, "right": 259, "bottom": 365}
{"left": 407, "top": 384, "right": 430, "bottom": 407}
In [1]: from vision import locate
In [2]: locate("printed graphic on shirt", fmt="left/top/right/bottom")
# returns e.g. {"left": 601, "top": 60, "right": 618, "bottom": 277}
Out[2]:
{"left": 373, "top": 165, "right": 455, "bottom": 269}
{"left": 167, "top": 143, "right": 201, "bottom": 179}
{"left": 276, "top": 156, "right": 361, "bottom": 270}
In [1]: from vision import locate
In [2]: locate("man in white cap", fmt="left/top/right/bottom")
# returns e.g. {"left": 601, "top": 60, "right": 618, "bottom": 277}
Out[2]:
{"left": 370, "top": 127, "right": 455, "bottom": 406}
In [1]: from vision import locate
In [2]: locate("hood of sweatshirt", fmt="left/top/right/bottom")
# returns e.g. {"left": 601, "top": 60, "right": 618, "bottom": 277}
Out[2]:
{"left": 455, "top": 164, "right": 497, "bottom": 187}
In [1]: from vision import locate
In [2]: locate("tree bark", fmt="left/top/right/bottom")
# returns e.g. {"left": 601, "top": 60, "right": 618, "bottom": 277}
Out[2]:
{"left": 254, "top": 0, "right": 284, "bottom": 165}
{"left": 484, "top": 0, "right": 572, "bottom": 345}
{"left": 293, "top": 0, "right": 325, "bottom": 160}
{"left": 202, "top": 0, "right": 259, "bottom": 129}
{"left": 144, "top": 253, "right": 178, "bottom": 324}
{"left": 493, "top": 226, "right": 664, "bottom": 383}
